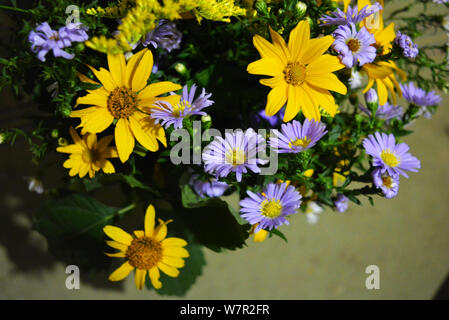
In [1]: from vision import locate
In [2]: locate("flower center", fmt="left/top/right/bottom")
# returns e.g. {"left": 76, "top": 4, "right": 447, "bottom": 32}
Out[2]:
{"left": 382, "top": 176, "right": 394, "bottom": 189}
{"left": 172, "top": 100, "right": 191, "bottom": 118}
{"left": 284, "top": 62, "right": 307, "bottom": 86}
{"left": 347, "top": 38, "right": 361, "bottom": 52}
{"left": 380, "top": 149, "right": 400, "bottom": 167}
{"left": 261, "top": 199, "right": 283, "bottom": 218}
{"left": 82, "top": 148, "right": 101, "bottom": 163}
{"left": 107, "top": 87, "right": 138, "bottom": 119}
{"left": 289, "top": 136, "right": 311, "bottom": 149}
{"left": 126, "top": 237, "right": 163, "bottom": 270}
{"left": 226, "top": 148, "right": 246, "bottom": 166}
{"left": 49, "top": 32, "right": 60, "bottom": 41}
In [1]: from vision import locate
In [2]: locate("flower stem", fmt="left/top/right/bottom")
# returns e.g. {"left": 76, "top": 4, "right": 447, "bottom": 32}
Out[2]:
{"left": 0, "top": 5, "right": 31, "bottom": 14}
{"left": 118, "top": 203, "right": 136, "bottom": 216}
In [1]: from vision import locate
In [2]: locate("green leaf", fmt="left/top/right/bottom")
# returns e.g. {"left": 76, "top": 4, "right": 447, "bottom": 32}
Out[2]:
{"left": 34, "top": 194, "right": 130, "bottom": 271}
{"left": 269, "top": 228, "right": 288, "bottom": 243}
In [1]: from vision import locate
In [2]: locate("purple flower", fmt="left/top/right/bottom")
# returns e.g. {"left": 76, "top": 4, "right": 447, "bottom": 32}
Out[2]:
{"left": 321, "top": 3, "right": 382, "bottom": 26}
{"left": 151, "top": 84, "right": 213, "bottom": 129}
{"left": 363, "top": 132, "right": 420, "bottom": 178}
{"left": 334, "top": 194, "right": 349, "bottom": 213}
{"left": 240, "top": 182, "right": 302, "bottom": 232}
{"left": 395, "top": 31, "right": 419, "bottom": 59}
{"left": 189, "top": 174, "right": 229, "bottom": 198}
{"left": 202, "top": 129, "right": 268, "bottom": 182}
{"left": 359, "top": 102, "right": 404, "bottom": 123}
{"left": 269, "top": 119, "right": 327, "bottom": 154}
{"left": 365, "top": 88, "right": 378, "bottom": 104}
{"left": 332, "top": 23, "right": 376, "bottom": 68}
{"left": 142, "top": 19, "right": 182, "bottom": 52}
{"left": 400, "top": 82, "right": 441, "bottom": 108}
{"left": 254, "top": 109, "right": 285, "bottom": 127}
{"left": 28, "top": 22, "right": 88, "bottom": 62}
{"left": 372, "top": 168, "right": 399, "bottom": 199}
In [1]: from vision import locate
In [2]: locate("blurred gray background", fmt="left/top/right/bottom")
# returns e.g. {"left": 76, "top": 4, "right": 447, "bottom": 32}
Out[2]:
{"left": 0, "top": 1, "right": 448, "bottom": 299}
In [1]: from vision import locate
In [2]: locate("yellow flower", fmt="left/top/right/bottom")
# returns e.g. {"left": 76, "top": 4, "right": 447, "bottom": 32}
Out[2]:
{"left": 56, "top": 127, "right": 118, "bottom": 178}
{"left": 362, "top": 60, "right": 406, "bottom": 105}
{"left": 358, "top": 0, "right": 395, "bottom": 55}
{"left": 70, "top": 49, "right": 181, "bottom": 163}
{"left": 104, "top": 204, "right": 189, "bottom": 290}
{"left": 249, "top": 223, "right": 269, "bottom": 243}
{"left": 247, "top": 21, "right": 347, "bottom": 122}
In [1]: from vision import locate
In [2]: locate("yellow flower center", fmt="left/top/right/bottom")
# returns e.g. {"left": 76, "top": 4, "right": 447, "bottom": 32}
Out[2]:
{"left": 107, "top": 87, "right": 138, "bottom": 119}
{"left": 289, "top": 136, "right": 311, "bottom": 149}
{"left": 261, "top": 199, "right": 283, "bottom": 218}
{"left": 226, "top": 148, "right": 246, "bottom": 166}
{"left": 284, "top": 62, "right": 307, "bottom": 86}
{"left": 382, "top": 176, "right": 393, "bottom": 189}
{"left": 381, "top": 150, "right": 400, "bottom": 167}
{"left": 82, "top": 148, "right": 100, "bottom": 163}
{"left": 347, "top": 39, "right": 361, "bottom": 52}
{"left": 126, "top": 237, "right": 163, "bottom": 270}
{"left": 172, "top": 100, "right": 191, "bottom": 118}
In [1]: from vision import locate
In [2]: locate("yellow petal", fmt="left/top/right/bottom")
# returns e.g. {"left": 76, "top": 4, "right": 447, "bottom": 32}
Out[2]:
{"left": 284, "top": 85, "right": 300, "bottom": 122}
{"left": 306, "top": 73, "right": 347, "bottom": 95}
{"left": 131, "top": 50, "right": 153, "bottom": 92}
{"left": 288, "top": 20, "right": 310, "bottom": 61}
{"left": 101, "top": 160, "right": 115, "bottom": 174}
{"left": 106, "top": 240, "right": 128, "bottom": 252}
{"left": 87, "top": 65, "right": 116, "bottom": 91}
{"left": 253, "top": 34, "right": 287, "bottom": 66}
{"left": 134, "top": 230, "right": 144, "bottom": 238}
{"left": 125, "top": 49, "right": 146, "bottom": 88}
{"left": 253, "top": 229, "right": 268, "bottom": 242}
{"left": 103, "top": 225, "right": 133, "bottom": 245}
{"left": 163, "top": 246, "right": 190, "bottom": 258}
{"left": 376, "top": 79, "right": 388, "bottom": 106}
{"left": 138, "top": 81, "right": 182, "bottom": 101}
{"left": 144, "top": 205, "right": 156, "bottom": 236}
{"left": 162, "top": 237, "right": 188, "bottom": 248}
{"left": 265, "top": 82, "right": 288, "bottom": 116}
{"left": 247, "top": 58, "right": 283, "bottom": 76}
{"left": 307, "top": 55, "right": 345, "bottom": 75}
{"left": 157, "top": 262, "right": 180, "bottom": 278}
{"left": 85, "top": 133, "right": 97, "bottom": 149}
{"left": 129, "top": 114, "right": 159, "bottom": 152}
{"left": 96, "top": 135, "right": 114, "bottom": 152}
{"left": 135, "top": 269, "right": 147, "bottom": 290}
{"left": 76, "top": 107, "right": 114, "bottom": 134}
{"left": 76, "top": 93, "right": 108, "bottom": 108}
{"left": 57, "top": 144, "right": 83, "bottom": 154}
{"left": 153, "top": 219, "right": 170, "bottom": 241}
{"left": 77, "top": 72, "right": 99, "bottom": 85}
{"left": 162, "top": 256, "right": 185, "bottom": 268}
{"left": 69, "top": 126, "right": 82, "bottom": 144}
{"left": 259, "top": 74, "right": 285, "bottom": 88}
{"left": 108, "top": 261, "right": 134, "bottom": 282}
{"left": 107, "top": 53, "right": 126, "bottom": 87}
{"left": 78, "top": 163, "right": 89, "bottom": 178}
{"left": 149, "top": 267, "right": 162, "bottom": 289}
{"left": 296, "top": 86, "right": 320, "bottom": 120}
{"left": 305, "top": 84, "right": 337, "bottom": 117}
{"left": 269, "top": 26, "right": 291, "bottom": 61}
{"left": 115, "top": 118, "right": 135, "bottom": 163}
{"left": 301, "top": 36, "right": 334, "bottom": 65}
{"left": 101, "top": 147, "right": 119, "bottom": 159}
{"left": 105, "top": 252, "right": 126, "bottom": 258}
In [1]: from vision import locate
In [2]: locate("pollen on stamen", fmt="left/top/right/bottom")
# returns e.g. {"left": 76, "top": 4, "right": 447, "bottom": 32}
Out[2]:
{"left": 107, "top": 87, "right": 139, "bottom": 119}
{"left": 126, "top": 237, "right": 163, "bottom": 270}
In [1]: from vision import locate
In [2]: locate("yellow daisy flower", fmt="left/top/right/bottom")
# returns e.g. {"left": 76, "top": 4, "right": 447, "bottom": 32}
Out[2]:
{"left": 56, "top": 127, "right": 118, "bottom": 178}
{"left": 104, "top": 204, "right": 189, "bottom": 290}
{"left": 247, "top": 21, "right": 347, "bottom": 122}
{"left": 70, "top": 48, "right": 182, "bottom": 163}
{"left": 362, "top": 60, "right": 406, "bottom": 105}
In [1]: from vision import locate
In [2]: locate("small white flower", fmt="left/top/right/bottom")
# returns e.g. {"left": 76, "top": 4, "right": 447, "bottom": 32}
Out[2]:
{"left": 349, "top": 70, "right": 363, "bottom": 89}
{"left": 25, "top": 177, "right": 44, "bottom": 194}
{"left": 305, "top": 201, "right": 323, "bottom": 224}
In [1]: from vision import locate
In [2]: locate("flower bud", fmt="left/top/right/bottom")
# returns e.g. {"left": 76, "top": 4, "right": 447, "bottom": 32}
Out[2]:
{"left": 295, "top": 2, "right": 307, "bottom": 18}
{"left": 365, "top": 88, "right": 378, "bottom": 104}
{"left": 58, "top": 137, "right": 68, "bottom": 146}
{"left": 51, "top": 129, "right": 59, "bottom": 139}
{"left": 0, "top": 132, "right": 6, "bottom": 144}
{"left": 201, "top": 114, "right": 211, "bottom": 124}
{"left": 255, "top": 0, "right": 268, "bottom": 16}
{"left": 174, "top": 62, "right": 187, "bottom": 75}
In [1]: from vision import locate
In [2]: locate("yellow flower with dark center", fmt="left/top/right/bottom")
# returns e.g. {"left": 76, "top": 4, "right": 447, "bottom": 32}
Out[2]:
{"left": 362, "top": 60, "right": 406, "bottom": 105}
{"left": 247, "top": 21, "right": 347, "bottom": 122}
{"left": 71, "top": 48, "right": 182, "bottom": 163}
{"left": 56, "top": 127, "right": 118, "bottom": 178}
{"left": 104, "top": 204, "right": 189, "bottom": 290}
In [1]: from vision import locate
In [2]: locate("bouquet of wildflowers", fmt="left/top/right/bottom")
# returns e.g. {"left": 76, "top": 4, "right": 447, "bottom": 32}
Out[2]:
{"left": 1, "top": 0, "right": 448, "bottom": 295}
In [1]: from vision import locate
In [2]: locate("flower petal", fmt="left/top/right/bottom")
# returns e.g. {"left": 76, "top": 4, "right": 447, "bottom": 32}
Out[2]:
{"left": 157, "top": 262, "right": 180, "bottom": 278}
{"left": 115, "top": 118, "right": 135, "bottom": 163}
{"left": 129, "top": 114, "right": 159, "bottom": 152}
{"left": 265, "top": 82, "right": 288, "bottom": 116}
{"left": 108, "top": 261, "right": 134, "bottom": 281}
{"left": 149, "top": 267, "right": 162, "bottom": 289}
{"left": 288, "top": 20, "right": 310, "bottom": 61}
{"left": 135, "top": 269, "right": 147, "bottom": 290}
{"left": 144, "top": 204, "right": 156, "bottom": 236}
{"left": 107, "top": 53, "right": 126, "bottom": 87}
{"left": 138, "top": 81, "right": 182, "bottom": 101}
{"left": 103, "top": 225, "right": 133, "bottom": 245}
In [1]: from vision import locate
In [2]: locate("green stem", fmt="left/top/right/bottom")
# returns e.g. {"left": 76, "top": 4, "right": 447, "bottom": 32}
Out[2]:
{"left": 0, "top": 5, "right": 30, "bottom": 14}
{"left": 117, "top": 203, "right": 136, "bottom": 216}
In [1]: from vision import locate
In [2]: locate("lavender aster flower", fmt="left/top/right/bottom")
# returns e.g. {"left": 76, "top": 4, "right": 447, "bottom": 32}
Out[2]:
{"left": 142, "top": 19, "right": 182, "bottom": 52}
{"left": 400, "top": 82, "right": 442, "bottom": 107}
{"left": 189, "top": 174, "right": 229, "bottom": 198}
{"left": 151, "top": 84, "right": 214, "bottom": 129}
{"left": 254, "top": 109, "right": 285, "bottom": 127}
{"left": 372, "top": 168, "right": 399, "bottom": 199}
{"left": 321, "top": 3, "right": 382, "bottom": 26}
{"left": 28, "top": 22, "right": 88, "bottom": 62}
{"left": 363, "top": 132, "right": 421, "bottom": 178}
{"left": 269, "top": 119, "right": 327, "bottom": 154}
{"left": 332, "top": 23, "right": 376, "bottom": 68}
{"left": 395, "top": 31, "right": 419, "bottom": 59}
{"left": 334, "top": 194, "right": 349, "bottom": 213}
{"left": 240, "top": 182, "right": 302, "bottom": 232}
{"left": 202, "top": 129, "right": 268, "bottom": 182}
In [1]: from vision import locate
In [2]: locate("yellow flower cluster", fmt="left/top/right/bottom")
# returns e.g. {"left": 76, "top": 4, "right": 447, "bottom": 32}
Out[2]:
{"left": 86, "top": 0, "right": 246, "bottom": 54}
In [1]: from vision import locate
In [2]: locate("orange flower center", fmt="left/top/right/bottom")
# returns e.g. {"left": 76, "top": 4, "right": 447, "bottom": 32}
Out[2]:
{"left": 284, "top": 62, "right": 307, "bottom": 86}
{"left": 82, "top": 148, "right": 101, "bottom": 163}
{"left": 347, "top": 39, "right": 361, "bottom": 53}
{"left": 126, "top": 237, "right": 163, "bottom": 270}
{"left": 107, "top": 87, "right": 138, "bottom": 119}
{"left": 382, "top": 176, "right": 393, "bottom": 189}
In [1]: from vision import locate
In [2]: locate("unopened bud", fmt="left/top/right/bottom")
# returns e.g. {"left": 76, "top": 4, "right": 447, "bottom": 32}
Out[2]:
{"left": 58, "top": 137, "right": 68, "bottom": 146}
{"left": 295, "top": 2, "right": 307, "bottom": 18}
{"left": 255, "top": 0, "right": 268, "bottom": 16}
{"left": 51, "top": 129, "right": 59, "bottom": 139}
{"left": 174, "top": 62, "right": 187, "bottom": 75}
{"left": 201, "top": 114, "right": 211, "bottom": 123}
{"left": 365, "top": 88, "right": 378, "bottom": 104}
{"left": 0, "top": 132, "right": 6, "bottom": 144}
